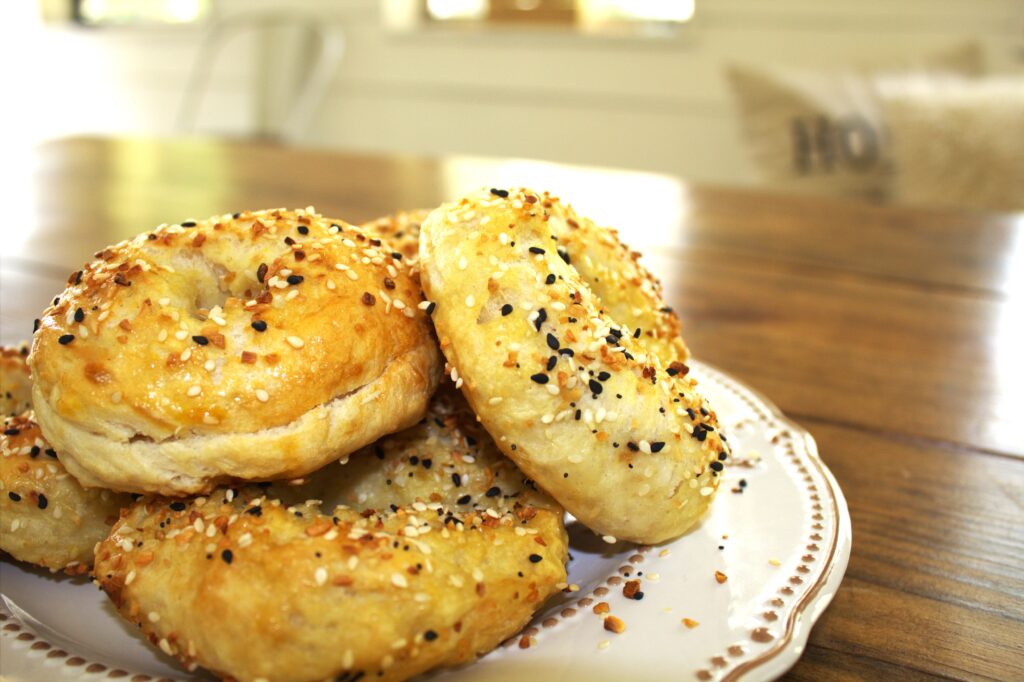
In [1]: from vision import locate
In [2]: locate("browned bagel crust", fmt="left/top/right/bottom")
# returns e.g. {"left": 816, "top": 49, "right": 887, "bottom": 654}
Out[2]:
{"left": 1, "top": 413, "right": 131, "bottom": 572}
{"left": 94, "top": 388, "right": 567, "bottom": 682}
{"left": 29, "top": 208, "right": 442, "bottom": 494}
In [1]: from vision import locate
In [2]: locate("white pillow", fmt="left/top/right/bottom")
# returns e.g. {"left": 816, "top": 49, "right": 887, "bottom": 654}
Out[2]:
{"left": 726, "top": 44, "right": 983, "bottom": 201}
{"left": 878, "top": 76, "right": 1024, "bottom": 212}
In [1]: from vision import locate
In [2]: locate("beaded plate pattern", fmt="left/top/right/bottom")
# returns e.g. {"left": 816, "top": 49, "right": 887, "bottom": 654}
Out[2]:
{"left": 1, "top": 361, "right": 851, "bottom": 681}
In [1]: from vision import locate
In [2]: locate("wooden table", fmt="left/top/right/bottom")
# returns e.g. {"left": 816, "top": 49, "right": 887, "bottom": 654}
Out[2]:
{"left": 2, "top": 137, "right": 1022, "bottom": 680}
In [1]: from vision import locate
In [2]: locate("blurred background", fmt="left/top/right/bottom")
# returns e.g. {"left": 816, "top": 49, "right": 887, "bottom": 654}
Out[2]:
{"left": 2, "top": 0, "right": 1023, "bottom": 212}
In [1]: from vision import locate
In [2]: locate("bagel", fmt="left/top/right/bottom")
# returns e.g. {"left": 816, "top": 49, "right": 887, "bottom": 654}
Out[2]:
{"left": 365, "top": 203, "right": 687, "bottom": 362}
{"left": 418, "top": 188, "right": 730, "bottom": 544}
{"left": 362, "top": 209, "right": 430, "bottom": 266}
{"left": 29, "top": 208, "right": 442, "bottom": 495}
{"left": 94, "top": 387, "right": 568, "bottom": 682}
{"left": 0, "top": 345, "right": 133, "bottom": 572}
{"left": 1, "top": 343, "right": 32, "bottom": 416}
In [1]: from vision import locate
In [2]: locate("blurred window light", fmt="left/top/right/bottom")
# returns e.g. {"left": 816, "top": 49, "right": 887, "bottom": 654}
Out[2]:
{"left": 424, "top": 0, "right": 695, "bottom": 27}
{"left": 74, "top": 0, "right": 209, "bottom": 25}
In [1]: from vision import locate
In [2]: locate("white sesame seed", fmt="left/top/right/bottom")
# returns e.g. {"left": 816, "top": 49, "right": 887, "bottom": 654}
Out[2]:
{"left": 391, "top": 573, "right": 408, "bottom": 588}
{"left": 458, "top": 256, "right": 468, "bottom": 270}
{"left": 546, "top": 384, "right": 560, "bottom": 395}
{"left": 256, "top": 389, "right": 269, "bottom": 403}
{"left": 638, "top": 483, "right": 651, "bottom": 497}
{"left": 175, "top": 330, "right": 188, "bottom": 340}
{"left": 346, "top": 270, "right": 358, "bottom": 281}
{"left": 204, "top": 360, "right": 215, "bottom": 371}
{"left": 187, "top": 385, "right": 201, "bottom": 397}
{"left": 125, "top": 570, "right": 136, "bottom": 585}
{"left": 568, "top": 453, "right": 583, "bottom": 464}
{"left": 326, "top": 279, "right": 336, "bottom": 290}
{"left": 465, "top": 294, "right": 475, "bottom": 307}
{"left": 203, "top": 414, "right": 219, "bottom": 425}
{"left": 180, "top": 349, "right": 192, "bottom": 362}
{"left": 602, "top": 535, "right": 617, "bottom": 544}
{"left": 157, "top": 329, "right": 168, "bottom": 342}
{"left": 158, "top": 638, "right": 173, "bottom": 655}
{"left": 639, "top": 440, "right": 652, "bottom": 454}
{"left": 488, "top": 396, "right": 503, "bottom": 405}
{"left": 700, "top": 486, "right": 714, "bottom": 496}
{"left": 286, "top": 336, "right": 304, "bottom": 349}
{"left": 315, "top": 567, "right": 328, "bottom": 586}
{"left": 111, "top": 391, "right": 122, "bottom": 403}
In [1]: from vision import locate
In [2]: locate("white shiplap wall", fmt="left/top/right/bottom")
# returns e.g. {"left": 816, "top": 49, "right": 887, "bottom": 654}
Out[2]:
{"left": 16, "top": 0, "right": 1024, "bottom": 186}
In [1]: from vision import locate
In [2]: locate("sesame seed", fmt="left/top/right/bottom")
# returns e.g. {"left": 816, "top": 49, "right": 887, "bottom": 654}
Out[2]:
{"left": 530, "top": 373, "right": 549, "bottom": 384}
{"left": 392, "top": 573, "right": 408, "bottom": 588}
{"left": 187, "top": 385, "right": 201, "bottom": 397}
{"left": 256, "top": 389, "right": 269, "bottom": 402}
{"left": 465, "top": 294, "right": 475, "bottom": 307}
{"left": 221, "top": 549, "right": 233, "bottom": 564}
{"left": 529, "top": 553, "right": 542, "bottom": 563}
{"left": 529, "top": 246, "right": 545, "bottom": 255}
{"left": 346, "top": 270, "right": 359, "bottom": 281}
{"left": 315, "top": 567, "right": 328, "bottom": 586}
{"left": 192, "top": 335, "right": 209, "bottom": 346}
{"left": 458, "top": 256, "right": 468, "bottom": 270}
{"left": 287, "top": 274, "right": 303, "bottom": 285}
{"left": 251, "top": 320, "right": 267, "bottom": 332}
{"left": 58, "top": 334, "right": 74, "bottom": 345}
{"left": 501, "top": 304, "right": 513, "bottom": 316}
{"left": 286, "top": 336, "right": 304, "bottom": 349}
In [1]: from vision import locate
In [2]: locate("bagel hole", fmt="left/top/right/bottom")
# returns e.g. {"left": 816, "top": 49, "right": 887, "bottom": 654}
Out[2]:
{"left": 171, "top": 253, "right": 260, "bottom": 320}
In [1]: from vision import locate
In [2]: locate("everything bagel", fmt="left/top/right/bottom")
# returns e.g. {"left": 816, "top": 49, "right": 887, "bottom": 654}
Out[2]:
{"left": 95, "top": 387, "right": 567, "bottom": 682}
{"left": 419, "top": 188, "right": 730, "bottom": 543}
{"left": 1, "top": 346, "right": 131, "bottom": 572}
{"left": 29, "top": 208, "right": 442, "bottom": 495}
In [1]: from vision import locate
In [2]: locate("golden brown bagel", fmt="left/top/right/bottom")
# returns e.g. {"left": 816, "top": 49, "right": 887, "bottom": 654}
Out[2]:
{"left": 29, "top": 208, "right": 442, "bottom": 495}
{"left": 0, "top": 344, "right": 32, "bottom": 416}
{"left": 94, "top": 387, "right": 567, "bottom": 682}
{"left": 365, "top": 203, "right": 687, "bottom": 362}
{"left": 1, "top": 413, "right": 131, "bottom": 573}
{"left": 419, "top": 188, "right": 730, "bottom": 544}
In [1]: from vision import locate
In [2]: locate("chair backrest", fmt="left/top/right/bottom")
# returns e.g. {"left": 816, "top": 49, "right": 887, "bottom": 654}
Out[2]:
{"left": 177, "top": 12, "right": 344, "bottom": 143}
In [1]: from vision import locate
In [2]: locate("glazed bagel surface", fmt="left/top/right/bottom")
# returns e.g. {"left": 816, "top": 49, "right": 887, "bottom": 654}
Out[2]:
{"left": 29, "top": 208, "right": 442, "bottom": 495}
{"left": 95, "top": 387, "right": 568, "bottom": 682}
{"left": 1, "top": 344, "right": 32, "bottom": 417}
{"left": 419, "top": 188, "right": 730, "bottom": 543}
{"left": 1, "top": 413, "right": 131, "bottom": 572}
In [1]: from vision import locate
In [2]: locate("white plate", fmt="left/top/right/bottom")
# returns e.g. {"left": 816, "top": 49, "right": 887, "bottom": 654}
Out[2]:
{"left": 0, "top": 361, "right": 851, "bottom": 681}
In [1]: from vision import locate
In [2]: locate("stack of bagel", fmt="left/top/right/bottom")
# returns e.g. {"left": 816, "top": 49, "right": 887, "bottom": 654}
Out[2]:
{"left": 1, "top": 188, "right": 730, "bottom": 682}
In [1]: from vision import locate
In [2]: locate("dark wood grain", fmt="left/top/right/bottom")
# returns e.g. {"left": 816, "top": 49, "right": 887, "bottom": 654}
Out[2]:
{"left": 3, "top": 136, "right": 1022, "bottom": 681}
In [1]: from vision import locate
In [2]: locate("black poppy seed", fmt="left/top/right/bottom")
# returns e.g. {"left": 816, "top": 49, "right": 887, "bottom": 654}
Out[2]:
{"left": 192, "top": 335, "right": 209, "bottom": 346}
{"left": 546, "top": 333, "right": 560, "bottom": 350}
{"left": 694, "top": 428, "right": 708, "bottom": 442}
{"left": 739, "top": 479, "right": 747, "bottom": 488}
{"left": 392, "top": 252, "right": 402, "bottom": 260}
{"left": 719, "top": 451, "right": 728, "bottom": 461}
{"left": 528, "top": 554, "right": 543, "bottom": 563}
{"left": 530, "top": 373, "right": 549, "bottom": 384}
{"left": 634, "top": 328, "right": 642, "bottom": 338}
{"left": 627, "top": 442, "right": 639, "bottom": 452}
{"left": 45, "top": 449, "right": 56, "bottom": 458}
{"left": 686, "top": 408, "right": 697, "bottom": 420}
{"left": 181, "top": 221, "right": 196, "bottom": 227}
{"left": 3, "top": 428, "right": 18, "bottom": 436}
{"left": 8, "top": 492, "right": 21, "bottom": 502}
{"left": 597, "top": 371, "right": 610, "bottom": 381}
{"left": 425, "top": 301, "right": 436, "bottom": 315}
{"left": 529, "top": 246, "right": 545, "bottom": 255}
{"left": 297, "top": 225, "right": 309, "bottom": 235}
{"left": 559, "top": 348, "right": 574, "bottom": 357}
{"left": 546, "top": 355, "right": 558, "bottom": 371}
{"left": 545, "top": 274, "right": 556, "bottom": 285}
{"left": 489, "top": 188, "right": 509, "bottom": 198}
{"left": 284, "top": 236, "right": 296, "bottom": 246}
{"left": 452, "top": 473, "right": 462, "bottom": 487}
{"left": 251, "top": 320, "right": 267, "bottom": 332}
{"left": 37, "top": 494, "right": 48, "bottom": 510}
{"left": 257, "top": 263, "right": 268, "bottom": 283}
{"left": 221, "top": 549, "right": 233, "bottom": 564}
{"left": 534, "top": 308, "right": 547, "bottom": 330}
{"left": 410, "top": 456, "right": 419, "bottom": 465}
{"left": 29, "top": 446, "right": 40, "bottom": 457}
{"left": 457, "top": 494, "right": 471, "bottom": 505}
{"left": 74, "top": 270, "right": 83, "bottom": 284}
{"left": 710, "top": 460, "right": 724, "bottom": 472}
{"left": 58, "top": 334, "right": 74, "bottom": 345}
{"left": 245, "top": 506, "right": 262, "bottom": 516}
{"left": 557, "top": 248, "right": 570, "bottom": 264}
{"left": 574, "top": 409, "right": 581, "bottom": 420}
{"left": 485, "top": 486, "right": 501, "bottom": 497}
{"left": 424, "top": 630, "right": 438, "bottom": 642}
{"left": 700, "top": 407, "right": 710, "bottom": 416}
{"left": 588, "top": 379, "right": 603, "bottom": 395}
{"left": 74, "top": 307, "right": 85, "bottom": 323}
{"left": 287, "top": 274, "right": 304, "bottom": 285}
{"left": 169, "top": 501, "right": 187, "bottom": 511}
{"left": 500, "top": 303, "right": 514, "bottom": 316}
{"left": 33, "top": 319, "right": 40, "bottom": 332}
{"left": 650, "top": 441, "right": 666, "bottom": 453}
